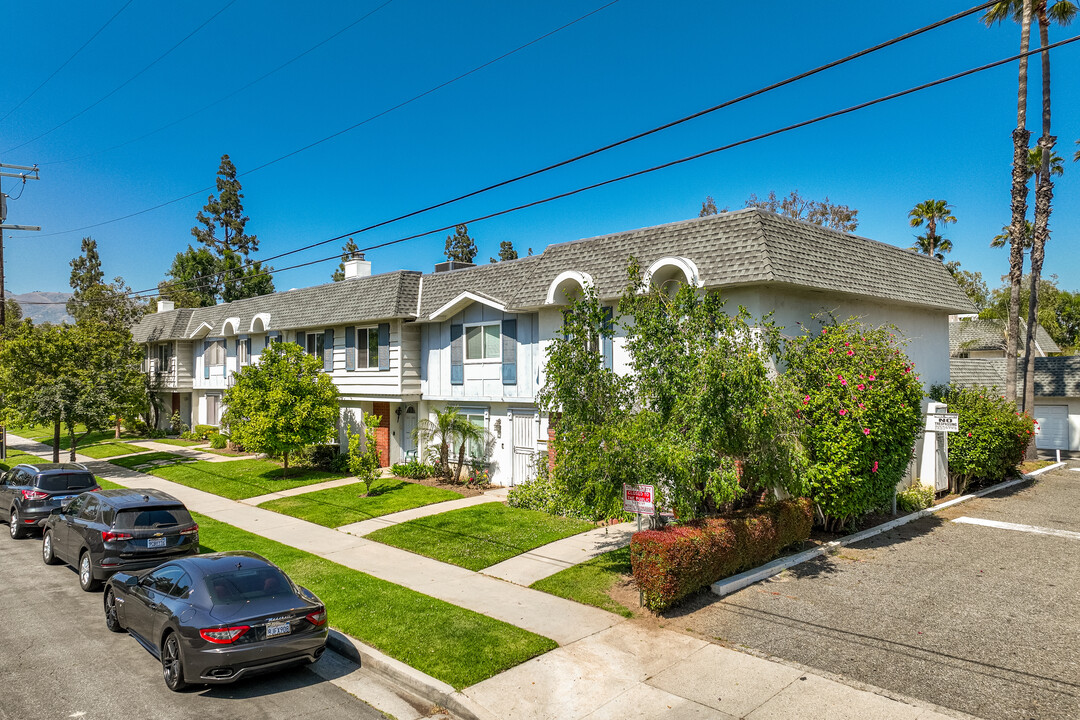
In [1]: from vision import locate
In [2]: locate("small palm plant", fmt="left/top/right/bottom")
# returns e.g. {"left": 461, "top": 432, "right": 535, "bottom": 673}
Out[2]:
{"left": 414, "top": 407, "right": 493, "bottom": 483}
{"left": 908, "top": 199, "right": 957, "bottom": 260}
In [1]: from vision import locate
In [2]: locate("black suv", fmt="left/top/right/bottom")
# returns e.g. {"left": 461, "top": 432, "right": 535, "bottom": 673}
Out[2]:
{"left": 0, "top": 463, "right": 100, "bottom": 539}
{"left": 41, "top": 488, "right": 199, "bottom": 592}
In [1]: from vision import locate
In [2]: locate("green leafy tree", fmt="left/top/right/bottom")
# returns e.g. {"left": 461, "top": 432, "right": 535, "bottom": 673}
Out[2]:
{"left": 908, "top": 199, "right": 956, "bottom": 259}
{"left": 489, "top": 240, "right": 518, "bottom": 264}
{"left": 443, "top": 224, "right": 477, "bottom": 263}
{"left": 192, "top": 154, "right": 258, "bottom": 258}
{"left": 159, "top": 246, "right": 220, "bottom": 307}
{"left": 745, "top": 190, "right": 858, "bottom": 232}
{"left": 2, "top": 298, "right": 22, "bottom": 335}
{"left": 944, "top": 261, "right": 990, "bottom": 312}
{"left": 346, "top": 412, "right": 382, "bottom": 486}
{"left": 220, "top": 250, "right": 274, "bottom": 303}
{"left": 983, "top": 274, "right": 1077, "bottom": 351}
{"left": 784, "top": 318, "right": 924, "bottom": 530}
{"left": 221, "top": 342, "right": 339, "bottom": 477}
{"left": 67, "top": 237, "right": 103, "bottom": 320}
{"left": 332, "top": 238, "right": 360, "bottom": 281}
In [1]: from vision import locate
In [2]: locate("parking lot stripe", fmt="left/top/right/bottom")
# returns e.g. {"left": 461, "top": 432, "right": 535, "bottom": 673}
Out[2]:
{"left": 951, "top": 516, "right": 1080, "bottom": 541}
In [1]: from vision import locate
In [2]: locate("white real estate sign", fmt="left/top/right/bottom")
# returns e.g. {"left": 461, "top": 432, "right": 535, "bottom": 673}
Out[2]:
{"left": 623, "top": 484, "right": 655, "bottom": 515}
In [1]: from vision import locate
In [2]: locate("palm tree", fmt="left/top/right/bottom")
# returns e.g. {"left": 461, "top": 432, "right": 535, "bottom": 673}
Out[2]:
{"left": 908, "top": 200, "right": 956, "bottom": 259}
{"left": 990, "top": 220, "right": 1034, "bottom": 249}
{"left": 414, "top": 407, "right": 491, "bottom": 483}
{"left": 983, "top": 0, "right": 1034, "bottom": 403}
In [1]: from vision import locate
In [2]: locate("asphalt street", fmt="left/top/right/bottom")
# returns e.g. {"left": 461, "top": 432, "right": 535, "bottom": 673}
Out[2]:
{"left": 0, "top": 524, "right": 388, "bottom": 720}
{"left": 678, "top": 464, "right": 1080, "bottom": 720}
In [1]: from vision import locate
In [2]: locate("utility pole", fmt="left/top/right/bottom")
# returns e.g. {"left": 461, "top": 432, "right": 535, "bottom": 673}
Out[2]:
{"left": 0, "top": 163, "right": 41, "bottom": 328}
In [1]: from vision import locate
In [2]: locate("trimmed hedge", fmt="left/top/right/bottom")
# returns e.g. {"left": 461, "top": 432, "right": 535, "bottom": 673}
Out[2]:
{"left": 630, "top": 499, "right": 812, "bottom": 611}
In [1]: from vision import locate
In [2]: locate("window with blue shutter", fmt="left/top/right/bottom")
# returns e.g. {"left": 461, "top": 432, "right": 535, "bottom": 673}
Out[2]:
{"left": 344, "top": 327, "right": 356, "bottom": 371}
{"left": 323, "top": 329, "right": 334, "bottom": 371}
{"left": 602, "top": 306, "right": 614, "bottom": 371}
{"left": 378, "top": 323, "right": 390, "bottom": 371}
{"left": 501, "top": 319, "right": 517, "bottom": 385}
{"left": 450, "top": 323, "right": 463, "bottom": 385}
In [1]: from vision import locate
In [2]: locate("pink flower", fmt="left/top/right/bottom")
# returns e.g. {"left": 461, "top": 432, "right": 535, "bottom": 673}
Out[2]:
{"left": 868, "top": 375, "right": 875, "bottom": 381}
{"left": 858, "top": 403, "right": 865, "bottom": 408}
{"left": 828, "top": 348, "right": 835, "bottom": 354}
{"left": 872, "top": 461, "right": 878, "bottom": 473}
{"left": 844, "top": 342, "right": 850, "bottom": 347}
{"left": 839, "top": 409, "right": 847, "bottom": 416}
{"left": 857, "top": 384, "right": 865, "bottom": 390}
{"left": 803, "top": 395, "right": 810, "bottom": 404}
{"left": 863, "top": 428, "right": 870, "bottom": 435}
{"left": 967, "top": 432, "right": 972, "bottom": 437}
{"left": 846, "top": 350, "right": 854, "bottom": 356}
{"left": 840, "top": 379, "right": 847, "bottom": 386}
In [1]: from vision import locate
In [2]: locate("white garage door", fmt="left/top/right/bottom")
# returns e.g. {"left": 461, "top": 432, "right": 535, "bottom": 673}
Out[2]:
{"left": 1034, "top": 405, "right": 1069, "bottom": 450}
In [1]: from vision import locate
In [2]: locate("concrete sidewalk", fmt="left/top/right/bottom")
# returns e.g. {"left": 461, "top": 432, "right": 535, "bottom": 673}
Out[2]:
{"left": 337, "top": 492, "right": 504, "bottom": 536}
{"left": 482, "top": 521, "right": 636, "bottom": 586}
{"left": 242, "top": 476, "right": 363, "bottom": 506}
{"left": 6, "top": 432, "right": 963, "bottom": 720}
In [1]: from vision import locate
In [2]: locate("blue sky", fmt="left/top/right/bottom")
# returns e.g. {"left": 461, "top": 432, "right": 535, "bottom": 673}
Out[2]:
{"left": 1, "top": 0, "right": 1077, "bottom": 300}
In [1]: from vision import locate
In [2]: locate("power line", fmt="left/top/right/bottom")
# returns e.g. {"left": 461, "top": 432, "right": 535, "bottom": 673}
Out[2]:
{"left": 17, "top": 0, "right": 623, "bottom": 238}
{"left": 82, "top": 33, "right": 1069, "bottom": 304}
{"left": 85, "top": 0, "right": 1003, "bottom": 295}
{"left": 2, "top": 1, "right": 237, "bottom": 154}
{"left": 0, "top": 0, "right": 134, "bottom": 124}
{"left": 40, "top": 0, "right": 399, "bottom": 166}
{"left": 14, "top": 0, "right": 992, "bottom": 254}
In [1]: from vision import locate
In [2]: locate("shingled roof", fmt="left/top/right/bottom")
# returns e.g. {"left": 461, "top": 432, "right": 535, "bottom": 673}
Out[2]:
{"left": 950, "top": 318, "right": 1059, "bottom": 356}
{"left": 133, "top": 270, "right": 420, "bottom": 343}
{"left": 950, "top": 357, "right": 1080, "bottom": 397}
{"left": 417, "top": 209, "right": 975, "bottom": 316}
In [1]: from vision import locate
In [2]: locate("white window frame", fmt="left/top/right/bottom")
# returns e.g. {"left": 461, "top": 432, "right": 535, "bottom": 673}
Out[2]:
{"left": 205, "top": 340, "right": 225, "bottom": 368}
{"left": 455, "top": 407, "right": 488, "bottom": 461}
{"left": 305, "top": 332, "right": 325, "bottom": 359}
{"left": 238, "top": 338, "right": 251, "bottom": 366}
{"left": 463, "top": 322, "right": 501, "bottom": 363}
{"left": 355, "top": 326, "right": 380, "bottom": 370}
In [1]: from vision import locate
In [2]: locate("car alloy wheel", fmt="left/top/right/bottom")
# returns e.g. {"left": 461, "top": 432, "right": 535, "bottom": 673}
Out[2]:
{"left": 162, "top": 633, "right": 187, "bottom": 691}
{"left": 9, "top": 509, "right": 24, "bottom": 539}
{"left": 42, "top": 531, "right": 59, "bottom": 565}
{"left": 79, "top": 552, "right": 101, "bottom": 592}
{"left": 104, "top": 588, "right": 124, "bottom": 633}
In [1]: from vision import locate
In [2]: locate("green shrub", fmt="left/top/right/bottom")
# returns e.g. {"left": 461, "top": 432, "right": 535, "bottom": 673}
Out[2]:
{"left": 192, "top": 424, "right": 217, "bottom": 440}
{"left": 784, "top": 319, "right": 924, "bottom": 531}
{"left": 391, "top": 460, "right": 435, "bottom": 479}
{"left": 127, "top": 418, "right": 149, "bottom": 436}
{"left": 896, "top": 482, "right": 935, "bottom": 513}
{"left": 928, "top": 384, "right": 1035, "bottom": 493}
{"left": 299, "top": 444, "right": 343, "bottom": 471}
{"left": 347, "top": 413, "right": 382, "bottom": 485}
{"left": 507, "top": 456, "right": 595, "bottom": 521}
{"left": 209, "top": 433, "right": 228, "bottom": 449}
{"left": 630, "top": 499, "right": 813, "bottom": 611}
{"left": 168, "top": 411, "right": 189, "bottom": 436}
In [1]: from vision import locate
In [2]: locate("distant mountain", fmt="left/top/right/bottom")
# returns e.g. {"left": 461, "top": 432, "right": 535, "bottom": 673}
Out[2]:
{"left": 8, "top": 290, "right": 74, "bottom": 325}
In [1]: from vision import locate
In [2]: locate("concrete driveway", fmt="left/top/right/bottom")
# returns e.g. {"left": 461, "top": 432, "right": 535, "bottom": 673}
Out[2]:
{"left": 0, "top": 522, "right": 391, "bottom": 720}
{"left": 676, "top": 465, "right": 1080, "bottom": 720}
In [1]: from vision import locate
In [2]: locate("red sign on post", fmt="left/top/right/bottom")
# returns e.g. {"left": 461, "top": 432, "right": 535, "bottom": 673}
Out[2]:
{"left": 623, "top": 484, "right": 655, "bottom": 515}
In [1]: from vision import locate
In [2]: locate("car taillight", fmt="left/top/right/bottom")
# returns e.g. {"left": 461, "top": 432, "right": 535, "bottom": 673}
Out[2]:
{"left": 179, "top": 524, "right": 199, "bottom": 536}
{"left": 199, "top": 626, "right": 250, "bottom": 644}
{"left": 21, "top": 489, "right": 48, "bottom": 501}
{"left": 305, "top": 609, "right": 327, "bottom": 626}
{"left": 101, "top": 530, "right": 134, "bottom": 542}
{"left": 90, "top": 488, "right": 102, "bottom": 492}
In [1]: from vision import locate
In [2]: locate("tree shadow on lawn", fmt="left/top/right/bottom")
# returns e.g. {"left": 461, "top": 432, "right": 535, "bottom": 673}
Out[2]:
{"left": 362, "top": 479, "right": 406, "bottom": 497}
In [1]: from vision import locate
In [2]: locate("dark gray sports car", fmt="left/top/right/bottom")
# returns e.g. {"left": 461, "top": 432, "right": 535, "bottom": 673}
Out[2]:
{"left": 104, "top": 551, "right": 328, "bottom": 690}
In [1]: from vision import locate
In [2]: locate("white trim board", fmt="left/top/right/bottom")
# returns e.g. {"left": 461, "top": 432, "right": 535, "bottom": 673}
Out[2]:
{"left": 951, "top": 516, "right": 1080, "bottom": 541}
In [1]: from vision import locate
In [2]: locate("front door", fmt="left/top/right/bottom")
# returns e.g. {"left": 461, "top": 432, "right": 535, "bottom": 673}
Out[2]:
{"left": 511, "top": 412, "right": 536, "bottom": 486}
{"left": 401, "top": 406, "right": 417, "bottom": 461}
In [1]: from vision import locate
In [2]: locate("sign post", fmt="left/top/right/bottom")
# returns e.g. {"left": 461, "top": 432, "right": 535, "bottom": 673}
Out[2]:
{"left": 623, "top": 484, "right": 655, "bottom": 607}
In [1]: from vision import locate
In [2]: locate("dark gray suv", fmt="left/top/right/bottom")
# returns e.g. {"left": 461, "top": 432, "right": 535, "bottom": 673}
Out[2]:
{"left": 0, "top": 463, "right": 99, "bottom": 539}
{"left": 41, "top": 488, "right": 198, "bottom": 591}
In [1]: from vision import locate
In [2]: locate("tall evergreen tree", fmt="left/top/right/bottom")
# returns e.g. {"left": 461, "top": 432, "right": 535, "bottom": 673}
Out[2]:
{"left": 67, "top": 237, "right": 104, "bottom": 320}
{"left": 444, "top": 224, "right": 477, "bottom": 263}
{"left": 489, "top": 240, "right": 519, "bottom": 263}
{"left": 67, "top": 237, "right": 144, "bottom": 328}
{"left": 332, "top": 238, "right": 360, "bottom": 281}
{"left": 192, "top": 154, "right": 258, "bottom": 257}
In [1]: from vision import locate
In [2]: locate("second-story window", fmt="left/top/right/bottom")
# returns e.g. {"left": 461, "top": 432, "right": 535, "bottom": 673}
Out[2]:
{"left": 465, "top": 322, "right": 500, "bottom": 361}
{"left": 356, "top": 327, "right": 379, "bottom": 369}
{"left": 305, "top": 332, "right": 325, "bottom": 359}
{"left": 205, "top": 340, "right": 225, "bottom": 368}
{"left": 154, "top": 344, "right": 172, "bottom": 372}
{"left": 238, "top": 338, "right": 251, "bottom": 366}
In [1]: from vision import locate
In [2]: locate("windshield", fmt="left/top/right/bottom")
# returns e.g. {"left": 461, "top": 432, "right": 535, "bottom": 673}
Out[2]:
{"left": 114, "top": 507, "right": 193, "bottom": 529}
{"left": 204, "top": 567, "right": 293, "bottom": 604}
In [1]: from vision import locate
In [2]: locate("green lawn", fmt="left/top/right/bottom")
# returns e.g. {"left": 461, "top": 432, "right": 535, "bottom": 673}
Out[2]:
{"left": 151, "top": 438, "right": 207, "bottom": 447}
{"left": 110, "top": 451, "right": 185, "bottom": 469}
{"left": 96, "top": 477, "right": 124, "bottom": 490}
{"left": 259, "top": 478, "right": 462, "bottom": 528}
{"left": 75, "top": 442, "right": 149, "bottom": 459}
{"left": 0, "top": 450, "right": 41, "bottom": 472}
{"left": 194, "top": 513, "right": 556, "bottom": 689}
{"left": 368, "top": 503, "right": 595, "bottom": 571}
{"left": 115, "top": 457, "right": 349, "bottom": 500}
{"left": 33, "top": 429, "right": 140, "bottom": 450}
{"left": 6, "top": 422, "right": 87, "bottom": 438}
{"left": 530, "top": 546, "right": 634, "bottom": 618}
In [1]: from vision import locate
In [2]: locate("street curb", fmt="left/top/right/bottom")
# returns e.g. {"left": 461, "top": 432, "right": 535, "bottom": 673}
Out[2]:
{"left": 711, "top": 464, "right": 1065, "bottom": 598}
{"left": 325, "top": 630, "right": 498, "bottom": 720}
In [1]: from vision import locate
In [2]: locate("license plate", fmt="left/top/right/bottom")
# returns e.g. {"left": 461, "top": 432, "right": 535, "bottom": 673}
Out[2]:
{"left": 266, "top": 621, "right": 291, "bottom": 638}
{"left": 53, "top": 495, "right": 74, "bottom": 504}
{"left": 147, "top": 537, "right": 167, "bottom": 549}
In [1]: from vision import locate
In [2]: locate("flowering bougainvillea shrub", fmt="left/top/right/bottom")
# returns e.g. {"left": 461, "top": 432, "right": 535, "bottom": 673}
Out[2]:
{"left": 928, "top": 384, "right": 1035, "bottom": 492}
{"left": 784, "top": 318, "right": 924, "bottom": 530}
